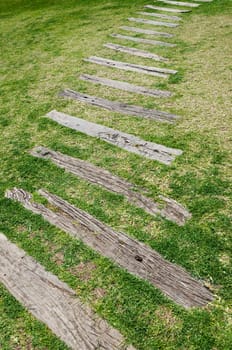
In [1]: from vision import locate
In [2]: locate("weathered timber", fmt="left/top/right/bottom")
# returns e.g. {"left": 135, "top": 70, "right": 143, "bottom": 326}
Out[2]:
{"left": 137, "top": 11, "right": 181, "bottom": 21}
{"left": 60, "top": 89, "right": 178, "bottom": 122}
{"left": 6, "top": 189, "right": 214, "bottom": 309}
{"left": 157, "top": 0, "right": 200, "bottom": 7}
{"left": 144, "top": 5, "right": 191, "bottom": 13}
{"left": 128, "top": 17, "right": 179, "bottom": 28}
{"left": 120, "top": 26, "right": 174, "bottom": 38}
{"left": 46, "top": 110, "right": 182, "bottom": 165}
{"left": 103, "top": 43, "right": 168, "bottom": 62}
{"left": 31, "top": 146, "right": 191, "bottom": 225}
{"left": 0, "top": 232, "right": 135, "bottom": 350}
{"left": 110, "top": 33, "right": 175, "bottom": 47}
{"left": 80, "top": 74, "right": 172, "bottom": 98}
{"left": 84, "top": 56, "right": 177, "bottom": 77}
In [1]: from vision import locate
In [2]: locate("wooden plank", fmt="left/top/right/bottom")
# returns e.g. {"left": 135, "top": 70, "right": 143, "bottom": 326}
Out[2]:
{"left": 45, "top": 110, "right": 182, "bottom": 165}
{"left": 84, "top": 56, "right": 177, "bottom": 77}
{"left": 144, "top": 5, "right": 191, "bottom": 12}
{"left": 0, "top": 232, "right": 135, "bottom": 350}
{"left": 59, "top": 89, "right": 178, "bottom": 122}
{"left": 120, "top": 25, "right": 174, "bottom": 38}
{"left": 157, "top": 0, "right": 200, "bottom": 7}
{"left": 128, "top": 17, "right": 179, "bottom": 28}
{"left": 80, "top": 74, "right": 172, "bottom": 97}
{"left": 137, "top": 11, "right": 182, "bottom": 21}
{"left": 110, "top": 33, "right": 175, "bottom": 47}
{"left": 31, "top": 146, "right": 191, "bottom": 225}
{"left": 5, "top": 189, "right": 213, "bottom": 309}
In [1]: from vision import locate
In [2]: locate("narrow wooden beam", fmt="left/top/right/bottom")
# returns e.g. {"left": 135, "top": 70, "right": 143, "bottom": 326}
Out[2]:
{"left": 103, "top": 43, "right": 168, "bottom": 62}
{"left": 110, "top": 33, "right": 175, "bottom": 47}
{"left": 128, "top": 17, "right": 179, "bottom": 28}
{"left": 84, "top": 56, "right": 177, "bottom": 77}
{"left": 80, "top": 74, "right": 172, "bottom": 97}
{"left": 31, "top": 146, "right": 191, "bottom": 225}
{"left": 157, "top": 0, "right": 200, "bottom": 7}
{"left": 144, "top": 5, "right": 191, "bottom": 12}
{"left": 59, "top": 89, "right": 178, "bottom": 122}
{"left": 45, "top": 110, "right": 182, "bottom": 165}
{"left": 137, "top": 11, "right": 181, "bottom": 21}
{"left": 5, "top": 189, "right": 213, "bottom": 309}
{"left": 120, "top": 25, "right": 174, "bottom": 38}
{"left": 0, "top": 232, "right": 135, "bottom": 350}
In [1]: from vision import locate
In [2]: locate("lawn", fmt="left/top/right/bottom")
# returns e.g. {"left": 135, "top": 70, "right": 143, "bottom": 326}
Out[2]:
{"left": 0, "top": 0, "right": 231, "bottom": 349}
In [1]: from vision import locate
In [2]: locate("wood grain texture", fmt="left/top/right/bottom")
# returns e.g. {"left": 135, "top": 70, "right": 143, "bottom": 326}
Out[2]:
{"left": 103, "top": 43, "right": 168, "bottom": 61}
{"left": 137, "top": 11, "right": 181, "bottom": 21}
{"left": 31, "top": 146, "right": 191, "bottom": 225}
{"left": 110, "top": 33, "right": 176, "bottom": 47}
{"left": 120, "top": 26, "right": 174, "bottom": 38}
{"left": 157, "top": 0, "right": 200, "bottom": 7}
{"left": 144, "top": 5, "right": 191, "bottom": 13}
{"left": 0, "top": 232, "right": 135, "bottom": 350}
{"left": 84, "top": 56, "right": 177, "bottom": 77}
{"left": 80, "top": 74, "right": 172, "bottom": 97}
{"left": 128, "top": 17, "right": 179, "bottom": 28}
{"left": 45, "top": 110, "right": 182, "bottom": 165}
{"left": 5, "top": 189, "right": 213, "bottom": 309}
{"left": 59, "top": 89, "right": 178, "bottom": 122}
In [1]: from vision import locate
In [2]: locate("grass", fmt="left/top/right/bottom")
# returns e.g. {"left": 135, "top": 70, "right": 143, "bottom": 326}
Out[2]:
{"left": 0, "top": 0, "right": 232, "bottom": 349}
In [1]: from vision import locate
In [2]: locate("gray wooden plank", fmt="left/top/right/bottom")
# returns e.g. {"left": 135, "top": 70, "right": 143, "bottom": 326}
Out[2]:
{"left": 120, "top": 25, "right": 174, "bottom": 38}
{"left": 31, "top": 146, "right": 191, "bottom": 225}
{"left": 110, "top": 33, "right": 175, "bottom": 47}
{"left": 137, "top": 11, "right": 182, "bottom": 21}
{"left": 128, "top": 17, "right": 179, "bottom": 28}
{"left": 59, "top": 89, "right": 178, "bottom": 122}
{"left": 45, "top": 110, "right": 182, "bottom": 165}
{"left": 5, "top": 189, "right": 213, "bottom": 309}
{"left": 0, "top": 232, "right": 135, "bottom": 350}
{"left": 80, "top": 74, "right": 172, "bottom": 97}
{"left": 103, "top": 43, "right": 168, "bottom": 61}
{"left": 84, "top": 56, "right": 177, "bottom": 77}
{"left": 144, "top": 5, "right": 191, "bottom": 12}
{"left": 157, "top": 0, "right": 200, "bottom": 7}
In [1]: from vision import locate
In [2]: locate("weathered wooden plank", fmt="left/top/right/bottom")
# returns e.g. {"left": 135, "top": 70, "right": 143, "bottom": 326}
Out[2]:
{"left": 6, "top": 189, "right": 213, "bottom": 309}
{"left": 84, "top": 56, "right": 177, "bottom": 77}
{"left": 45, "top": 110, "right": 182, "bottom": 165}
{"left": 144, "top": 5, "right": 191, "bottom": 13}
{"left": 157, "top": 0, "right": 200, "bottom": 7}
{"left": 31, "top": 146, "right": 191, "bottom": 225}
{"left": 0, "top": 232, "right": 135, "bottom": 350}
{"left": 137, "top": 11, "right": 181, "bottom": 21}
{"left": 120, "top": 25, "right": 174, "bottom": 38}
{"left": 59, "top": 89, "right": 178, "bottom": 122}
{"left": 128, "top": 17, "right": 179, "bottom": 28}
{"left": 103, "top": 43, "right": 168, "bottom": 62}
{"left": 110, "top": 33, "right": 176, "bottom": 47}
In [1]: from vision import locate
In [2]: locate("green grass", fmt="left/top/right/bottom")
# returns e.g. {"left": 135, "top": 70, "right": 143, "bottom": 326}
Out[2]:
{"left": 0, "top": 0, "right": 232, "bottom": 349}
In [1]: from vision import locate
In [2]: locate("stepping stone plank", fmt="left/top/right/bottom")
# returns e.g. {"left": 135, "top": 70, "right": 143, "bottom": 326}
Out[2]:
{"left": 128, "top": 17, "right": 179, "bottom": 28}
{"left": 103, "top": 43, "right": 168, "bottom": 62}
{"left": 144, "top": 5, "right": 191, "bottom": 12}
{"left": 157, "top": 0, "right": 200, "bottom": 7}
{"left": 110, "top": 33, "right": 175, "bottom": 47}
{"left": 45, "top": 110, "right": 182, "bottom": 165}
{"left": 80, "top": 74, "right": 172, "bottom": 97}
{"left": 60, "top": 89, "right": 178, "bottom": 122}
{"left": 6, "top": 189, "right": 213, "bottom": 309}
{"left": 137, "top": 11, "right": 182, "bottom": 21}
{"left": 0, "top": 232, "right": 135, "bottom": 350}
{"left": 31, "top": 146, "right": 191, "bottom": 225}
{"left": 84, "top": 56, "right": 176, "bottom": 77}
{"left": 120, "top": 26, "right": 174, "bottom": 38}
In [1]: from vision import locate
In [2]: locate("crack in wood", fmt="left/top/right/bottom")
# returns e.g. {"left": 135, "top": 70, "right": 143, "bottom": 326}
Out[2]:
{"left": 137, "top": 11, "right": 182, "bottom": 21}
{"left": 110, "top": 33, "right": 176, "bottom": 47}
{"left": 144, "top": 5, "right": 191, "bottom": 13}
{"left": 157, "top": 0, "right": 200, "bottom": 7}
{"left": 128, "top": 17, "right": 179, "bottom": 28}
{"left": 120, "top": 26, "right": 174, "bottom": 38}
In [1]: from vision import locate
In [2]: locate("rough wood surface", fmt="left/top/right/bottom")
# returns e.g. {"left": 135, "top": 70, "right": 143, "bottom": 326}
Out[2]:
{"left": 46, "top": 110, "right": 182, "bottom": 165}
{"left": 120, "top": 26, "right": 174, "bottom": 38}
{"left": 0, "top": 232, "right": 135, "bottom": 350}
{"left": 137, "top": 11, "right": 181, "bottom": 21}
{"left": 80, "top": 74, "right": 172, "bottom": 97}
{"left": 84, "top": 56, "right": 177, "bottom": 77}
{"left": 128, "top": 17, "right": 179, "bottom": 28}
{"left": 110, "top": 33, "right": 176, "bottom": 47}
{"left": 31, "top": 146, "right": 191, "bottom": 225}
{"left": 59, "top": 89, "right": 178, "bottom": 122}
{"left": 144, "top": 5, "right": 191, "bottom": 13}
{"left": 103, "top": 43, "right": 168, "bottom": 62}
{"left": 157, "top": 0, "right": 200, "bottom": 7}
{"left": 5, "top": 189, "right": 213, "bottom": 309}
